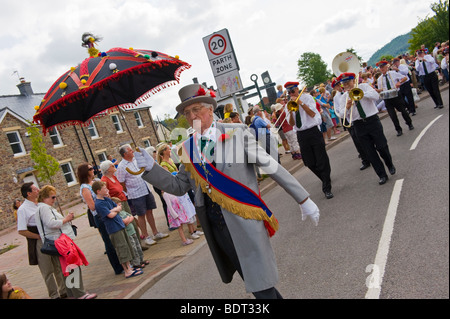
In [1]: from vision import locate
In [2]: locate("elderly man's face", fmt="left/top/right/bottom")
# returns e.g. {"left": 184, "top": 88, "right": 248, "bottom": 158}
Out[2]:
{"left": 183, "top": 102, "right": 214, "bottom": 133}
{"left": 123, "top": 147, "right": 134, "bottom": 160}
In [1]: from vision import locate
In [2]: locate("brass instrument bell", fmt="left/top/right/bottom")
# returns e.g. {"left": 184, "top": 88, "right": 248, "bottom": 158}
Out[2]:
{"left": 349, "top": 87, "right": 364, "bottom": 101}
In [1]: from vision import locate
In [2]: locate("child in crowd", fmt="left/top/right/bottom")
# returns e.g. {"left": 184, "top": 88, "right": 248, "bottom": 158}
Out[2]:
{"left": 162, "top": 190, "right": 203, "bottom": 246}
{"left": 111, "top": 197, "right": 149, "bottom": 269}
{"left": 93, "top": 181, "right": 143, "bottom": 279}
{"left": 1, "top": 273, "right": 31, "bottom": 299}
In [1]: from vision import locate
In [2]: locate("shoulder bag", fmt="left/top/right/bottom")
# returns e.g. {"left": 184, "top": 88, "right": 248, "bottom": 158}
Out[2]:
{"left": 39, "top": 208, "right": 62, "bottom": 256}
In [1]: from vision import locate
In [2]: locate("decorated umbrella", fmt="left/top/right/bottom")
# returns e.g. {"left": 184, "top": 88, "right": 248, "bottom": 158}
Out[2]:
{"left": 33, "top": 33, "right": 191, "bottom": 136}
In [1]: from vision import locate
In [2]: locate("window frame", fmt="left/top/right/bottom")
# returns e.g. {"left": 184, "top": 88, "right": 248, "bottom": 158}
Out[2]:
{"left": 6, "top": 131, "right": 26, "bottom": 156}
{"left": 60, "top": 162, "right": 77, "bottom": 186}
{"left": 111, "top": 114, "right": 123, "bottom": 133}
{"left": 87, "top": 120, "right": 99, "bottom": 139}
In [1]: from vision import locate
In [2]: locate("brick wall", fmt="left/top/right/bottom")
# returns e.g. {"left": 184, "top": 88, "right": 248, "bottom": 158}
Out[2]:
{"left": 0, "top": 108, "right": 160, "bottom": 231}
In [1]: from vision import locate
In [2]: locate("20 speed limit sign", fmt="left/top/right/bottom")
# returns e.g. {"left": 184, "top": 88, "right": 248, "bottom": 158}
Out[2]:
{"left": 203, "top": 29, "right": 234, "bottom": 61}
{"left": 208, "top": 34, "right": 227, "bottom": 56}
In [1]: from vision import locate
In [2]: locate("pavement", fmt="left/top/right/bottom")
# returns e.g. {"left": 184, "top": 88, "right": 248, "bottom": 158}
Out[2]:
{"left": 0, "top": 82, "right": 447, "bottom": 299}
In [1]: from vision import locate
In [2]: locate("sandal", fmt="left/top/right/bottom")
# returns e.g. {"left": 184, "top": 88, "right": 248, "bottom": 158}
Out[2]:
{"left": 78, "top": 292, "right": 97, "bottom": 299}
{"left": 126, "top": 269, "right": 143, "bottom": 279}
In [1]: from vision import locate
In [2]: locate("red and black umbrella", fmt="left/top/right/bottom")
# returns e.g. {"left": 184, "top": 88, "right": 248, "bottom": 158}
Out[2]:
{"left": 33, "top": 34, "right": 190, "bottom": 134}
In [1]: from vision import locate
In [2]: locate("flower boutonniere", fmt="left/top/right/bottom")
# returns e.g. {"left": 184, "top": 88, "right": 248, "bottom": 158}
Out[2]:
{"left": 219, "top": 128, "right": 237, "bottom": 142}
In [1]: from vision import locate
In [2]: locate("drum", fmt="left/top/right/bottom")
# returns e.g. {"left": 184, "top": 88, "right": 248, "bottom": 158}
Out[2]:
{"left": 380, "top": 89, "right": 398, "bottom": 100}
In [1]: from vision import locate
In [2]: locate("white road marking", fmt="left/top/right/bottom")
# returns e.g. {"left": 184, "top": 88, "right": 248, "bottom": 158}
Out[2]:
{"left": 410, "top": 115, "right": 443, "bottom": 150}
{"left": 365, "top": 179, "right": 404, "bottom": 299}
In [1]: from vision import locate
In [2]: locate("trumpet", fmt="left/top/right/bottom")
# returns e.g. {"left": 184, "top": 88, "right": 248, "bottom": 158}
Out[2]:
{"left": 287, "top": 86, "right": 307, "bottom": 112}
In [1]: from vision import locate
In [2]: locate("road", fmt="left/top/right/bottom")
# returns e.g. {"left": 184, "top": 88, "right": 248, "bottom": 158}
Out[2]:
{"left": 140, "top": 89, "right": 449, "bottom": 299}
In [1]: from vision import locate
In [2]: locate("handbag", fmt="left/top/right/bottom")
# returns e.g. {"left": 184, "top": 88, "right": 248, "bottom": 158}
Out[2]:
{"left": 39, "top": 208, "right": 62, "bottom": 256}
{"left": 41, "top": 238, "right": 60, "bottom": 256}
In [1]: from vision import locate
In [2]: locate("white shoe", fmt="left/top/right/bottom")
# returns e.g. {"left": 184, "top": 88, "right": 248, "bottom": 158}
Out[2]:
{"left": 191, "top": 233, "right": 200, "bottom": 239}
{"left": 193, "top": 230, "right": 204, "bottom": 236}
{"left": 183, "top": 239, "right": 194, "bottom": 246}
{"left": 153, "top": 232, "right": 169, "bottom": 240}
{"left": 144, "top": 237, "right": 157, "bottom": 246}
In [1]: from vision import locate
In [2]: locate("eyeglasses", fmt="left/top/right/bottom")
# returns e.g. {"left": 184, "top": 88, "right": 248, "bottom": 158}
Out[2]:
{"left": 51, "top": 196, "right": 57, "bottom": 200}
{"left": 88, "top": 167, "right": 94, "bottom": 171}
{"left": 183, "top": 105, "right": 204, "bottom": 118}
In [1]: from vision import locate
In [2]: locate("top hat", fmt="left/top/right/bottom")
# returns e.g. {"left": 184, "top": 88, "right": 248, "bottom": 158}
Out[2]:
{"left": 176, "top": 84, "right": 217, "bottom": 114}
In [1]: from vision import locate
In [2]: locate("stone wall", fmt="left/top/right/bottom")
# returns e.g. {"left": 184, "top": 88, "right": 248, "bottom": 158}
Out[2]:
{"left": 0, "top": 108, "right": 159, "bottom": 231}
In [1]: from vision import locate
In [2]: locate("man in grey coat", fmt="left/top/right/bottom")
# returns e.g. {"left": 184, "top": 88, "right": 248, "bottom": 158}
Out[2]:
{"left": 134, "top": 84, "right": 320, "bottom": 299}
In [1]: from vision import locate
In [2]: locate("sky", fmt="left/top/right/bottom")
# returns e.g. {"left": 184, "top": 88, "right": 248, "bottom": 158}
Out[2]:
{"left": 0, "top": 0, "right": 435, "bottom": 119}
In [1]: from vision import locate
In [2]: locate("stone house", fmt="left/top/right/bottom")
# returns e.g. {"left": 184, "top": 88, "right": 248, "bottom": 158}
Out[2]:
{"left": 0, "top": 80, "right": 160, "bottom": 231}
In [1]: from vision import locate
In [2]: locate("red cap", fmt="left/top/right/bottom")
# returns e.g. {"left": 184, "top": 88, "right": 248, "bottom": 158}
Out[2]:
{"left": 284, "top": 81, "right": 299, "bottom": 89}
{"left": 376, "top": 60, "right": 389, "bottom": 67}
{"left": 336, "top": 72, "right": 355, "bottom": 82}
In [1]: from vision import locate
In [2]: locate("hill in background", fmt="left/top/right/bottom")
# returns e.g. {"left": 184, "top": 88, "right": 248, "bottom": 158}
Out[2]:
{"left": 367, "top": 31, "right": 412, "bottom": 66}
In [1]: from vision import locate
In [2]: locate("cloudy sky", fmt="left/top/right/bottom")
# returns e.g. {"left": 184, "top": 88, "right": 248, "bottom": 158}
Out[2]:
{"left": 0, "top": 0, "right": 434, "bottom": 119}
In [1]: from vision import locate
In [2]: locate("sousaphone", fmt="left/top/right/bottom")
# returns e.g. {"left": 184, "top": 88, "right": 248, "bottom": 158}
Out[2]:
{"left": 332, "top": 52, "right": 363, "bottom": 101}
{"left": 332, "top": 52, "right": 363, "bottom": 127}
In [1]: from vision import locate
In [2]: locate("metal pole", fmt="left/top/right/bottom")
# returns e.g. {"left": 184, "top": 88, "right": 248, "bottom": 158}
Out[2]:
{"left": 251, "top": 74, "right": 264, "bottom": 109}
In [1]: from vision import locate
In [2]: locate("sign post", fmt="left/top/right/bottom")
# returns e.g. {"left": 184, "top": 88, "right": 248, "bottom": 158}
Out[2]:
{"left": 203, "top": 29, "right": 243, "bottom": 99}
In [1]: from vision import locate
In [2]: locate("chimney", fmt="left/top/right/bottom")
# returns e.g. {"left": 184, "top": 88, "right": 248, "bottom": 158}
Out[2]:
{"left": 16, "top": 78, "right": 34, "bottom": 96}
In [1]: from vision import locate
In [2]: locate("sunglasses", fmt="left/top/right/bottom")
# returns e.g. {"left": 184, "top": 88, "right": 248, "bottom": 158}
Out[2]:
{"left": 88, "top": 167, "right": 94, "bottom": 171}
{"left": 51, "top": 196, "right": 57, "bottom": 200}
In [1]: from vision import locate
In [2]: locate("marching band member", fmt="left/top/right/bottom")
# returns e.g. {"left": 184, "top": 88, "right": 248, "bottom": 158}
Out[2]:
{"left": 286, "top": 81, "right": 334, "bottom": 199}
{"left": 338, "top": 73, "right": 396, "bottom": 185}
{"left": 391, "top": 58, "right": 417, "bottom": 115}
{"left": 415, "top": 49, "right": 444, "bottom": 109}
{"left": 332, "top": 78, "right": 370, "bottom": 171}
{"left": 376, "top": 60, "right": 414, "bottom": 137}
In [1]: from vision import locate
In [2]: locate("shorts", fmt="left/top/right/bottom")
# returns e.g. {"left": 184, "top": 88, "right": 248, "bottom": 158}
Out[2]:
{"left": 129, "top": 193, "right": 157, "bottom": 216}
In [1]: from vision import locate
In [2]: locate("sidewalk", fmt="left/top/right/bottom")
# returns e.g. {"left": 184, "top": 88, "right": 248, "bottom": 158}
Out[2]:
{"left": 1, "top": 82, "right": 447, "bottom": 299}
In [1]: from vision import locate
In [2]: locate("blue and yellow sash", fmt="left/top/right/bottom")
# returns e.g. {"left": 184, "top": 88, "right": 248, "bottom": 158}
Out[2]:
{"left": 180, "top": 135, "right": 278, "bottom": 236}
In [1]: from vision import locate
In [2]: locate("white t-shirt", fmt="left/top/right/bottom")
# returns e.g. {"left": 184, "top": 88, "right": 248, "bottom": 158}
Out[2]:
{"left": 16, "top": 199, "right": 39, "bottom": 231}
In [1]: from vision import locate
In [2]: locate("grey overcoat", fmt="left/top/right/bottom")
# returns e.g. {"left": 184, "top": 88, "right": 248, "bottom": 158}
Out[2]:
{"left": 142, "top": 122, "right": 310, "bottom": 292}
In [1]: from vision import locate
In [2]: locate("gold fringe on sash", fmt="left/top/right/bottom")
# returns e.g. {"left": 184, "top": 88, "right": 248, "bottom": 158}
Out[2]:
{"left": 183, "top": 162, "right": 279, "bottom": 233}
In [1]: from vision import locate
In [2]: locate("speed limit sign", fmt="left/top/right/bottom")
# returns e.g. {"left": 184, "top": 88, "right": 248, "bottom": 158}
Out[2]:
{"left": 203, "top": 28, "right": 242, "bottom": 98}
{"left": 203, "top": 29, "right": 234, "bottom": 61}
{"left": 208, "top": 34, "right": 227, "bottom": 56}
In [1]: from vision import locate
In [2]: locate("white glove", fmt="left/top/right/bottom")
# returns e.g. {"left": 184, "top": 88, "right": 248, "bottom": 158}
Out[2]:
{"left": 134, "top": 147, "right": 155, "bottom": 171}
{"left": 299, "top": 198, "right": 320, "bottom": 226}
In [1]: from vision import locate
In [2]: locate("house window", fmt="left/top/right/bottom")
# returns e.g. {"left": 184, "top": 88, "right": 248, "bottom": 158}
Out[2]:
{"left": 143, "top": 139, "right": 151, "bottom": 148}
{"left": 97, "top": 151, "right": 107, "bottom": 163}
{"left": 134, "top": 112, "right": 143, "bottom": 128}
{"left": 60, "top": 162, "right": 76, "bottom": 185}
{"left": 48, "top": 127, "right": 63, "bottom": 147}
{"left": 111, "top": 115, "right": 123, "bottom": 133}
{"left": 87, "top": 120, "right": 99, "bottom": 138}
{"left": 6, "top": 131, "right": 26, "bottom": 156}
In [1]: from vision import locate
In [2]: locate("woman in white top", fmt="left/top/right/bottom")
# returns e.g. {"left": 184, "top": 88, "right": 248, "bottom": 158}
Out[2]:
{"left": 35, "top": 185, "right": 96, "bottom": 299}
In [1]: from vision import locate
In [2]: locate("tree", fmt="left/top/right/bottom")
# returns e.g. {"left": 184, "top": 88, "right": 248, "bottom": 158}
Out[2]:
{"left": 297, "top": 52, "right": 333, "bottom": 87}
{"left": 346, "top": 48, "right": 363, "bottom": 62}
{"left": 409, "top": 0, "right": 449, "bottom": 52}
{"left": 26, "top": 122, "right": 60, "bottom": 185}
